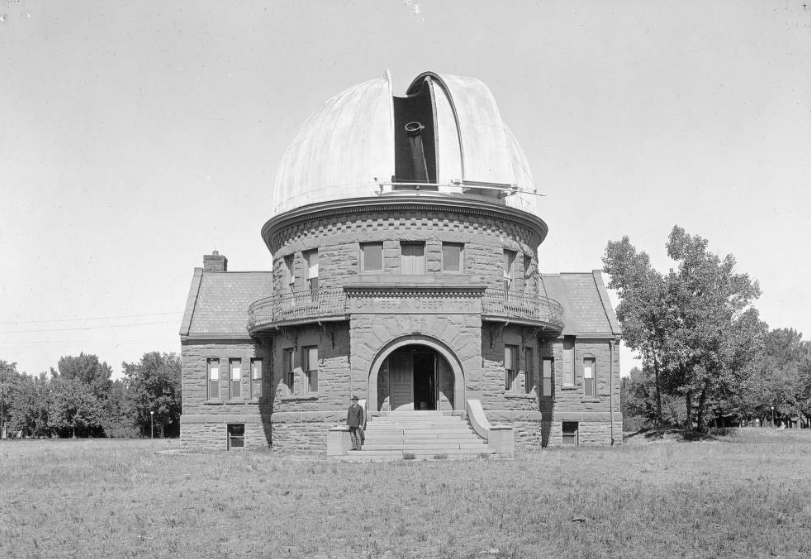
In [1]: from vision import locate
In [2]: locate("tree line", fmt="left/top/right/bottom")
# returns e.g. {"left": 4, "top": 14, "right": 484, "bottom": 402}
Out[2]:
{"left": 606, "top": 226, "right": 811, "bottom": 432}
{"left": 0, "top": 352, "right": 181, "bottom": 439}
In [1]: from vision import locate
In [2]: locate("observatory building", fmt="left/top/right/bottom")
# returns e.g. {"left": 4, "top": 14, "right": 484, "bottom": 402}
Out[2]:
{"left": 179, "top": 71, "right": 622, "bottom": 454}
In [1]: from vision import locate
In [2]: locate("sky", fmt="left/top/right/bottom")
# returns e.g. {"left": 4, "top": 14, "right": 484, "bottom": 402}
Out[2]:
{"left": 1, "top": 0, "right": 810, "bottom": 378}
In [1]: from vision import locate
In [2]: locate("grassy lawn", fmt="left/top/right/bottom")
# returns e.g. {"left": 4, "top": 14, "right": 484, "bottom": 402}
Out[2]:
{"left": 3, "top": 429, "right": 811, "bottom": 559}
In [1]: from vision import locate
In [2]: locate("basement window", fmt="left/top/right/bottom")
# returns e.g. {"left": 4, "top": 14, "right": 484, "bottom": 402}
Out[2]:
{"left": 227, "top": 424, "right": 245, "bottom": 450}
{"left": 562, "top": 422, "right": 578, "bottom": 446}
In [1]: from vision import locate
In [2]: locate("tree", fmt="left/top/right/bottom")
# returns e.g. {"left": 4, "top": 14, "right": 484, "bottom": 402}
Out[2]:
{"left": 0, "top": 360, "right": 22, "bottom": 437}
{"left": 49, "top": 353, "right": 113, "bottom": 437}
{"left": 123, "top": 352, "right": 181, "bottom": 438}
{"left": 103, "top": 379, "right": 137, "bottom": 438}
{"left": 603, "top": 235, "right": 675, "bottom": 426}
{"left": 604, "top": 226, "right": 765, "bottom": 432}
{"left": 7, "top": 372, "right": 51, "bottom": 437}
{"left": 744, "top": 328, "right": 811, "bottom": 425}
{"left": 55, "top": 353, "right": 113, "bottom": 399}
{"left": 665, "top": 226, "right": 765, "bottom": 431}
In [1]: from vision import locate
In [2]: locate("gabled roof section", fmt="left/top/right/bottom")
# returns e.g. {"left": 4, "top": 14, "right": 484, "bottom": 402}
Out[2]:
{"left": 179, "top": 270, "right": 273, "bottom": 339}
{"left": 541, "top": 271, "right": 621, "bottom": 337}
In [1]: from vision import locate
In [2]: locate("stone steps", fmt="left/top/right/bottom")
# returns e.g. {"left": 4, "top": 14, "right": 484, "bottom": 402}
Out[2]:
{"left": 337, "top": 412, "right": 493, "bottom": 461}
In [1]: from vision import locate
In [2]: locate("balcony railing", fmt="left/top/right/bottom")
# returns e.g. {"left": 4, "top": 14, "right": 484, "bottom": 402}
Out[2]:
{"left": 248, "top": 287, "right": 564, "bottom": 331}
{"left": 248, "top": 288, "right": 348, "bottom": 331}
{"left": 481, "top": 289, "right": 564, "bottom": 329}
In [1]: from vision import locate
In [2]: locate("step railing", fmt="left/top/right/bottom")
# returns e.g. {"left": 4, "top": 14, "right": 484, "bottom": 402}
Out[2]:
{"left": 465, "top": 399, "right": 514, "bottom": 456}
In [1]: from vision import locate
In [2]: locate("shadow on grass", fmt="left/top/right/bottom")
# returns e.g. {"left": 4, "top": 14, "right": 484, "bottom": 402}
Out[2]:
{"left": 625, "top": 426, "right": 740, "bottom": 443}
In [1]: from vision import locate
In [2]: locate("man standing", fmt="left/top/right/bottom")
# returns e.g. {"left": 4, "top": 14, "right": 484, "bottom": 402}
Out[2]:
{"left": 347, "top": 395, "right": 364, "bottom": 451}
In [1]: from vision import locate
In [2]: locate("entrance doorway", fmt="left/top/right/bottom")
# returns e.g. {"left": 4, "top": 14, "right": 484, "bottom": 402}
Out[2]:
{"left": 387, "top": 345, "right": 437, "bottom": 411}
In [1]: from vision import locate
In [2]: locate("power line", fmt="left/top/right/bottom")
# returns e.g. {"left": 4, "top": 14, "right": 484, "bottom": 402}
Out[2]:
{"left": 0, "top": 320, "right": 180, "bottom": 334}
{"left": 0, "top": 311, "right": 183, "bottom": 325}
{"left": 0, "top": 339, "right": 178, "bottom": 346}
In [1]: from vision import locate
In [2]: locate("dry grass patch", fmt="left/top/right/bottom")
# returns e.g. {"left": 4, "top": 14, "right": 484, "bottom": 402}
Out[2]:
{"left": 2, "top": 430, "right": 811, "bottom": 558}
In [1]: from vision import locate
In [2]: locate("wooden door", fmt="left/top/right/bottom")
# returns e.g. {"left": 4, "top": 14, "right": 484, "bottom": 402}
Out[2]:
{"left": 389, "top": 352, "right": 414, "bottom": 411}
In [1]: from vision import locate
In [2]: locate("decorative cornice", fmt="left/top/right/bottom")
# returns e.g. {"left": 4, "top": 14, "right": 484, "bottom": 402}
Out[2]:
{"left": 343, "top": 283, "right": 487, "bottom": 298}
{"left": 261, "top": 195, "right": 548, "bottom": 252}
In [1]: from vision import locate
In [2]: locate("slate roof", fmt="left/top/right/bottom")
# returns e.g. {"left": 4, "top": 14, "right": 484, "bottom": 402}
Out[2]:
{"left": 541, "top": 271, "right": 621, "bottom": 337}
{"left": 179, "top": 269, "right": 272, "bottom": 339}
{"left": 178, "top": 268, "right": 619, "bottom": 340}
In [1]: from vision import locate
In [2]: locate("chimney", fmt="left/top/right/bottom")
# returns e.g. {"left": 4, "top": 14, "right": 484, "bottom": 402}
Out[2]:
{"left": 203, "top": 250, "right": 228, "bottom": 272}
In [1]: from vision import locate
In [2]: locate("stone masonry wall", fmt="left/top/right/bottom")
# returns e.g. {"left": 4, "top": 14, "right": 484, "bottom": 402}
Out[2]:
{"left": 269, "top": 208, "right": 541, "bottom": 296}
{"left": 270, "top": 421, "right": 334, "bottom": 454}
{"left": 181, "top": 340, "right": 273, "bottom": 451}
{"left": 270, "top": 324, "right": 353, "bottom": 414}
{"left": 181, "top": 418, "right": 267, "bottom": 452}
{"left": 477, "top": 333, "right": 622, "bottom": 447}
{"left": 350, "top": 311, "right": 483, "bottom": 412}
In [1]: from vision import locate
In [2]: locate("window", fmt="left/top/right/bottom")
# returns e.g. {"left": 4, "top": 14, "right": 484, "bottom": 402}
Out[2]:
{"left": 230, "top": 359, "right": 241, "bottom": 399}
{"left": 304, "top": 249, "right": 318, "bottom": 291}
{"left": 523, "top": 254, "right": 532, "bottom": 291}
{"left": 283, "top": 348, "right": 295, "bottom": 393}
{"left": 303, "top": 346, "right": 318, "bottom": 393}
{"left": 584, "top": 358, "right": 596, "bottom": 398}
{"left": 542, "top": 358, "right": 553, "bottom": 397}
{"left": 504, "top": 345, "right": 518, "bottom": 392}
{"left": 523, "top": 347, "right": 534, "bottom": 394}
{"left": 503, "top": 250, "right": 516, "bottom": 290}
{"left": 401, "top": 243, "right": 425, "bottom": 274}
{"left": 563, "top": 336, "right": 575, "bottom": 387}
{"left": 562, "top": 421, "right": 578, "bottom": 445}
{"left": 442, "top": 243, "right": 463, "bottom": 272}
{"left": 207, "top": 359, "right": 219, "bottom": 400}
{"left": 227, "top": 424, "right": 245, "bottom": 450}
{"left": 283, "top": 255, "right": 295, "bottom": 291}
{"left": 250, "top": 358, "right": 262, "bottom": 399}
{"left": 361, "top": 243, "right": 383, "bottom": 272}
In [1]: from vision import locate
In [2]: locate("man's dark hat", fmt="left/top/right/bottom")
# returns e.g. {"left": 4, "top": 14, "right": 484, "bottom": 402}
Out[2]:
{"left": 351, "top": 395, "right": 359, "bottom": 401}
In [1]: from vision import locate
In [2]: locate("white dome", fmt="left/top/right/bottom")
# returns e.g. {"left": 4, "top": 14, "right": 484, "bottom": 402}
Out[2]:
{"left": 271, "top": 71, "right": 539, "bottom": 217}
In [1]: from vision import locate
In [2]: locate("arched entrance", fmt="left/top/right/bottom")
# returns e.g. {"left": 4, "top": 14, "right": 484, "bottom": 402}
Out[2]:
{"left": 367, "top": 336, "right": 465, "bottom": 413}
